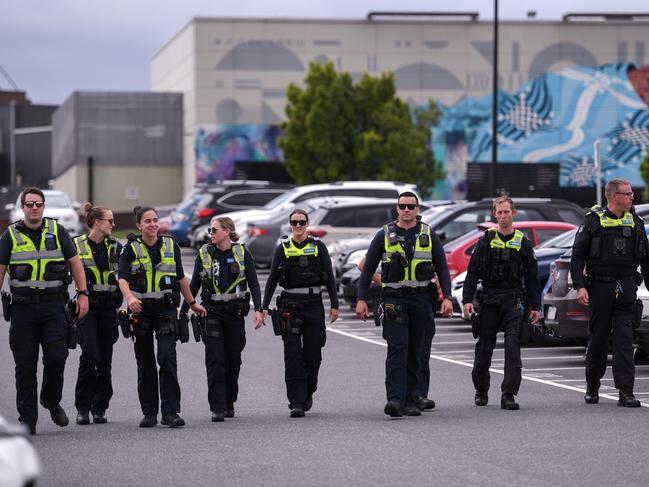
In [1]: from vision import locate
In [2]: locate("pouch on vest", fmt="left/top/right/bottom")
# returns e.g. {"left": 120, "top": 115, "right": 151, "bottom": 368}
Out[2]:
{"left": 612, "top": 238, "right": 627, "bottom": 255}
{"left": 10, "top": 264, "right": 30, "bottom": 281}
{"left": 589, "top": 237, "right": 601, "bottom": 258}
{"left": 414, "top": 262, "right": 434, "bottom": 281}
{"left": 43, "top": 262, "right": 71, "bottom": 283}
{"left": 44, "top": 234, "right": 57, "bottom": 251}
{"left": 383, "top": 253, "right": 407, "bottom": 282}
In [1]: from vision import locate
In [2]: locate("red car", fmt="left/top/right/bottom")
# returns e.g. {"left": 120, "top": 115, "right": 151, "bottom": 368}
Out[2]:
{"left": 443, "top": 221, "right": 577, "bottom": 280}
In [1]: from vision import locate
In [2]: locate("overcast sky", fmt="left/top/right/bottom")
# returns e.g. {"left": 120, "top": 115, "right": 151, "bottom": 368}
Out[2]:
{"left": 2, "top": 0, "right": 648, "bottom": 105}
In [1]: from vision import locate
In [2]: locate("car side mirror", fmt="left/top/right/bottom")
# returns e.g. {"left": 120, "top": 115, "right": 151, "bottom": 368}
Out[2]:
{"left": 4, "top": 203, "right": 14, "bottom": 211}
{"left": 436, "top": 230, "right": 446, "bottom": 242}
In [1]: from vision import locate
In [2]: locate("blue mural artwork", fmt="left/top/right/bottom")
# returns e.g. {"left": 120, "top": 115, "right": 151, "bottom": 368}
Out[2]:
{"left": 433, "top": 63, "right": 649, "bottom": 199}
{"left": 194, "top": 124, "right": 283, "bottom": 183}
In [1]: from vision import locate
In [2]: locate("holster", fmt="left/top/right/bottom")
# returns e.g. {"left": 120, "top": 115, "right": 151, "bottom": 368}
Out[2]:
{"left": 190, "top": 314, "right": 203, "bottom": 342}
{"left": 270, "top": 308, "right": 302, "bottom": 336}
{"left": 118, "top": 309, "right": 132, "bottom": 339}
{"left": 471, "top": 312, "right": 480, "bottom": 339}
{"left": 177, "top": 312, "right": 190, "bottom": 343}
{"left": 131, "top": 313, "right": 149, "bottom": 338}
{"left": 383, "top": 302, "right": 409, "bottom": 326}
{"left": 2, "top": 292, "right": 11, "bottom": 322}
{"left": 634, "top": 299, "right": 644, "bottom": 330}
{"left": 65, "top": 300, "right": 79, "bottom": 350}
{"left": 373, "top": 300, "right": 384, "bottom": 327}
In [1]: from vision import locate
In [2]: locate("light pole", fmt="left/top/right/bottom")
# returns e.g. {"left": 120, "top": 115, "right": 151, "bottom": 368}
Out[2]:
{"left": 491, "top": 0, "right": 499, "bottom": 196}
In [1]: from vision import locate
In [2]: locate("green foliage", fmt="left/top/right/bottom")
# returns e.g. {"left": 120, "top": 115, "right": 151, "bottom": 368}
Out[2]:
{"left": 641, "top": 149, "right": 649, "bottom": 201}
{"left": 279, "top": 62, "right": 444, "bottom": 197}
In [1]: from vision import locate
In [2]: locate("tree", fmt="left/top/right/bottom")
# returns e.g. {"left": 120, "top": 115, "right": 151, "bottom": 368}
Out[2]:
{"left": 641, "top": 148, "right": 649, "bottom": 202}
{"left": 279, "top": 62, "right": 444, "bottom": 197}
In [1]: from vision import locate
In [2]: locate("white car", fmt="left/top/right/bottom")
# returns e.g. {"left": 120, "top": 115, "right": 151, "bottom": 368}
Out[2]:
{"left": 0, "top": 414, "right": 41, "bottom": 487}
{"left": 5, "top": 190, "right": 82, "bottom": 235}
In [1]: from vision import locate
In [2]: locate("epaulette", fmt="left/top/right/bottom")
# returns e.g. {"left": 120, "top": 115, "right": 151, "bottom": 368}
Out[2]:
{"left": 126, "top": 233, "right": 139, "bottom": 242}
{"left": 280, "top": 235, "right": 290, "bottom": 247}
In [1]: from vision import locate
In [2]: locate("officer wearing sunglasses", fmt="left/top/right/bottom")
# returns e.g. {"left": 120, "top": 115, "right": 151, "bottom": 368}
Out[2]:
{"left": 0, "top": 187, "right": 90, "bottom": 434}
{"left": 356, "top": 191, "right": 453, "bottom": 418}
{"left": 180, "top": 216, "right": 262, "bottom": 422}
{"left": 262, "top": 209, "right": 339, "bottom": 418}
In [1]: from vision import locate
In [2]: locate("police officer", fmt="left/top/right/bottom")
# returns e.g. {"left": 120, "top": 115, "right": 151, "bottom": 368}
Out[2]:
{"left": 571, "top": 179, "right": 649, "bottom": 407}
{"left": 118, "top": 206, "right": 205, "bottom": 428}
{"left": 73, "top": 203, "right": 123, "bottom": 425}
{"left": 0, "top": 187, "right": 89, "bottom": 434}
{"left": 356, "top": 192, "right": 453, "bottom": 418}
{"left": 463, "top": 196, "right": 541, "bottom": 410}
{"left": 181, "top": 217, "right": 263, "bottom": 422}
{"left": 262, "top": 209, "right": 339, "bottom": 418}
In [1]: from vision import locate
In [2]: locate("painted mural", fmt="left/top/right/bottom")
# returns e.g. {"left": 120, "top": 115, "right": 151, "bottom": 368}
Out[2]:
{"left": 194, "top": 124, "right": 282, "bottom": 182}
{"left": 433, "top": 63, "right": 649, "bottom": 199}
{"left": 195, "top": 64, "right": 649, "bottom": 196}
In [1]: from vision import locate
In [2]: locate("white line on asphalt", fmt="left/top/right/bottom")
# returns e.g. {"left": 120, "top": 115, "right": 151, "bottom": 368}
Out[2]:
{"left": 326, "top": 327, "right": 649, "bottom": 408}
{"left": 491, "top": 355, "right": 584, "bottom": 361}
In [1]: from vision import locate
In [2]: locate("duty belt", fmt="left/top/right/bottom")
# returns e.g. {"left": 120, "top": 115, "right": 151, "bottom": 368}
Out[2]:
{"left": 383, "top": 280, "right": 430, "bottom": 289}
{"left": 131, "top": 290, "right": 172, "bottom": 299}
{"left": 12, "top": 293, "right": 65, "bottom": 304}
{"left": 282, "top": 286, "right": 322, "bottom": 295}
{"left": 588, "top": 274, "right": 635, "bottom": 282}
{"left": 206, "top": 291, "right": 247, "bottom": 302}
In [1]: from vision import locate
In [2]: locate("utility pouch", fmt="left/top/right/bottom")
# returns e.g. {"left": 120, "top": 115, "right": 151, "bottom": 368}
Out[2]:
{"left": 471, "top": 312, "right": 480, "bottom": 339}
{"left": 118, "top": 309, "right": 132, "bottom": 339}
{"left": 65, "top": 300, "right": 79, "bottom": 350}
{"left": 287, "top": 313, "right": 302, "bottom": 335}
{"left": 271, "top": 308, "right": 283, "bottom": 336}
{"left": 414, "top": 262, "right": 434, "bottom": 281}
{"left": 190, "top": 314, "right": 203, "bottom": 342}
{"left": 177, "top": 312, "right": 190, "bottom": 343}
{"left": 2, "top": 292, "right": 11, "bottom": 322}
{"left": 10, "top": 264, "right": 30, "bottom": 281}
{"left": 634, "top": 299, "right": 644, "bottom": 330}
{"left": 384, "top": 302, "right": 409, "bottom": 326}
{"left": 589, "top": 237, "right": 601, "bottom": 259}
{"left": 131, "top": 314, "right": 149, "bottom": 337}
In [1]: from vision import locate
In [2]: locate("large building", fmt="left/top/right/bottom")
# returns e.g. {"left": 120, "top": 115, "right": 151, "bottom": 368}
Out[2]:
{"left": 151, "top": 16, "right": 649, "bottom": 199}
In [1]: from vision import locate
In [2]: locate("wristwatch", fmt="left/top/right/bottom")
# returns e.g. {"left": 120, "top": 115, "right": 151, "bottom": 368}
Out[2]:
{"left": 188, "top": 300, "right": 196, "bottom": 306}
{"left": 77, "top": 290, "right": 90, "bottom": 297}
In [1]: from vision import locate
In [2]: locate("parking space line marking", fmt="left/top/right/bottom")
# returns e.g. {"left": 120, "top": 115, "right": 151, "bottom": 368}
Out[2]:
{"left": 326, "top": 327, "right": 649, "bottom": 408}
{"left": 491, "top": 355, "right": 584, "bottom": 361}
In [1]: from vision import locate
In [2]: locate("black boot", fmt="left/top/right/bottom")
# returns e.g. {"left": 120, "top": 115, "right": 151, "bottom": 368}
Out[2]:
{"left": 41, "top": 401, "right": 69, "bottom": 427}
{"left": 224, "top": 404, "right": 235, "bottom": 418}
{"left": 474, "top": 391, "right": 488, "bottom": 407}
{"left": 304, "top": 395, "right": 313, "bottom": 412}
{"left": 76, "top": 411, "right": 90, "bottom": 425}
{"left": 290, "top": 404, "right": 305, "bottom": 418}
{"left": 92, "top": 411, "right": 107, "bottom": 424}
{"left": 139, "top": 415, "right": 158, "bottom": 428}
{"left": 415, "top": 396, "right": 436, "bottom": 410}
{"left": 500, "top": 394, "right": 520, "bottom": 410}
{"left": 618, "top": 390, "right": 641, "bottom": 408}
{"left": 383, "top": 400, "right": 403, "bottom": 418}
{"left": 211, "top": 410, "right": 225, "bottom": 422}
{"left": 403, "top": 404, "right": 422, "bottom": 416}
{"left": 584, "top": 385, "right": 599, "bottom": 404}
{"left": 161, "top": 413, "right": 186, "bottom": 427}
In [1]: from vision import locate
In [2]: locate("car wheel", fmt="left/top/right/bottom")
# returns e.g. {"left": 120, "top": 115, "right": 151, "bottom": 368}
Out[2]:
{"left": 634, "top": 348, "right": 649, "bottom": 366}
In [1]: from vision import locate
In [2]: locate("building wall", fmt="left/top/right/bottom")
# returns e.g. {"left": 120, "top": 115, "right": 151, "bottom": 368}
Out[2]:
{"left": 151, "top": 17, "right": 649, "bottom": 196}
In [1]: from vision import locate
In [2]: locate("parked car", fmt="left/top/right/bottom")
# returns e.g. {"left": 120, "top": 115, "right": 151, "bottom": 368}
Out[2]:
{"left": 420, "top": 197, "right": 584, "bottom": 243}
{"left": 543, "top": 224, "right": 649, "bottom": 345}
{"left": 0, "top": 413, "right": 41, "bottom": 486}
{"left": 443, "top": 221, "right": 576, "bottom": 281}
{"left": 167, "top": 181, "right": 294, "bottom": 246}
{"left": 4, "top": 189, "right": 82, "bottom": 235}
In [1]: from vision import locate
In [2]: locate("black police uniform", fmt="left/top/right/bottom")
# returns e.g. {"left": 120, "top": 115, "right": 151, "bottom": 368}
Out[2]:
{"left": 0, "top": 218, "right": 77, "bottom": 433}
{"left": 74, "top": 236, "right": 123, "bottom": 421}
{"left": 118, "top": 235, "right": 185, "bottom": 420}
{"left": 181, "top": 244, "right": 261, "bottom": 417}
{"left": 571, "top": 205, "right": 649, "bottom": 405}
{"left": 358, "top": 222, "right": 451, "bottom": 414}
{"left": 262, "top": 236, "right": 338, "bottom": 414}
{"left": 463, "top": 229, "right": 540, "bottom": 407}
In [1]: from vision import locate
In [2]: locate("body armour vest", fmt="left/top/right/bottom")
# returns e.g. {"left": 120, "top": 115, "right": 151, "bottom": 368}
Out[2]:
{"left": 381, "top": 222, "right": 434, "bottom": 288}
{"left": 8, "top": 218, "right": 69, "bottom": 295}
{"left": 198, "top": 243, "right": 247, "bottom": 302}
{"left": 586, "top": 206, "right": 645, "bottom": 276}
{"left": 478, "top": 228, "right": 524, "bottom": 283}
{"left": 279, "top": 236, "right": 323, "bottom": 288}
{"left": 74, "top": 234, "right": 120, "bottom": 293}
{"left": 128, "top": 236, "right": 178, "bottom": 300}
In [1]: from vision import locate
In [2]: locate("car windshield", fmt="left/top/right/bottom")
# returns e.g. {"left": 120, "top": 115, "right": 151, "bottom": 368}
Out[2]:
{"left": 42, "top": 193, "right": 71, "bottom": 209}
{"left": 175, "top": 193, "right": 211, "bottom": 214}
{"left": 535, "top": 228, "right": 577, "bottom": 249}
{"left": 263, "top": 188, "right": 299, "bottom": 209}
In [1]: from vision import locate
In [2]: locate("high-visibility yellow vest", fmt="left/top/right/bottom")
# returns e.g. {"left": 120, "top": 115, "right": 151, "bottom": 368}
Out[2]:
{"left": 199, "top": 243, "right": 247, "bottom": 301}
{"left": 128, "top": 236, "right": 177, "bottom": 299}
{"left": 74, "top": 234, "right": 119, "bottom": 293}
{"left": 381, "top": 222, "right": 433, "bottom": 288}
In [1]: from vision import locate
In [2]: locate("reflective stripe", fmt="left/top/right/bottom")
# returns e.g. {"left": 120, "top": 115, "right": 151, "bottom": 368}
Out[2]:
{"left": 9, "top": 279, "right": 63, "bottom": 288}
{"left": 156, "top": 264, "right": 176, "bottom": 273}
{"left": 93, "top": 284, "right": 118, "bottom": 292}
{"left": 131, "top": 290, "right": 172, "bottom": 299}
{"left": 9, "top": 249, "right": 64, "bottom": 260}
{"left": 207, "top": 291, "right": 247, "bottom": 302}
{"left": 383, "top": 280, "right": 430, "bottom": 288}
{"left": 593, "top": 209, "right": 635, "bottom": 228}
{"left": 131, "top": 263, "right": 151, "bottom": 272}
{"left": 412, "top": 250, "right": 432, "bottom": 260}
{"left": 488, "top": 229, "right": 524, "bottom": 251}
{"left": 283, "top": 286, "right": 322, "bottom": 294}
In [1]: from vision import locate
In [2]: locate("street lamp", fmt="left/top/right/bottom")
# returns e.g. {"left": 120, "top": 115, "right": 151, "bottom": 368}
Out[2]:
{"left": 491, "top": 0, "right": 499, "bottom": 196}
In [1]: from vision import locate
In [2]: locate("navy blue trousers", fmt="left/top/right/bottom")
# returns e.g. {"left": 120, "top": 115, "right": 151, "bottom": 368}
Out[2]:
{"left": 9, "top": 302, "right": 68, "bottom": 428}
{"left": 75, "top": 308, "right": 118, "bottom": 414}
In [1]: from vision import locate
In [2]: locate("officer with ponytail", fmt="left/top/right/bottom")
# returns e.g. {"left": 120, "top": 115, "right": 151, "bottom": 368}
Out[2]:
{"left": 180, "top": 217, "right": 262, "bottom": 422}
{"left": 262, "top": 209, "right": 339, "bottom": 418}
{"left": 118, "top": 206, "right": 205, "bottom": 428}
{"left": 73, "top": 203, "right": 123, "bottom": 426}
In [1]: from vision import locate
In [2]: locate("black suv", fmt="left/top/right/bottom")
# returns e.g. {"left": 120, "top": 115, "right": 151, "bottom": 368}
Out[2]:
{"left": 188, "top": 181, "right": 294, "bottom": 233}
{"left": 421, "top": 197, "right": 585, "bottom": 243}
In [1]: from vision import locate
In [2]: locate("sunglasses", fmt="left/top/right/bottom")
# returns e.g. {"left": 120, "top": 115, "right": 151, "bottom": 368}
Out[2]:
{"left": 24, "top": 201, "right": 45, "bottom": 209}
{"left": 289, "top": 220, "right": 308, "bottom": 227}
{"left": 398, "top": 203, "right": 418, "bottom": 210}
{"left": 208, "top": 227, "right": 222, "bottom": 234}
